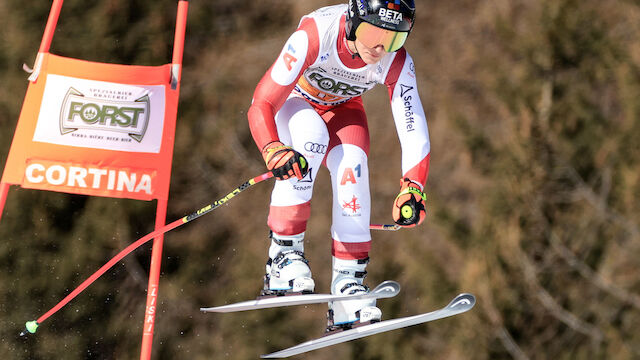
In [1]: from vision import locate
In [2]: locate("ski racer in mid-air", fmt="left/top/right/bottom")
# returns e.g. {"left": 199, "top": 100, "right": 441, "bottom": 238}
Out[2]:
{"left": 247, "top": 0, "right": 430, "bottom": 331}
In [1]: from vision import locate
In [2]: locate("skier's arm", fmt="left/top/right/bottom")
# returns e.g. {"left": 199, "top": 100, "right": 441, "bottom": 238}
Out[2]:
{"left": 247, "top": 18, "right": 319, "bottom": 151}
{"left": 385, "top": 49, "right": 430, "bottom": 187}
{"left": 385, "top": 49, "right": 430, "bottom": 226}
{"left": 247, "top": 18, "right": 319, "bottom": 180}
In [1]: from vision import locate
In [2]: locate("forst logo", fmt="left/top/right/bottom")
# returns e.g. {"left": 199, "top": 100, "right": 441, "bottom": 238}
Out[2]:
{"left": 308, "top": 72, "right": 367, "bottom": 96}
{"left": 67, "top": 101, "right": 144, "bottom": 126}
{"left": 60, "top": 87, "right": 150, "bottom": 142}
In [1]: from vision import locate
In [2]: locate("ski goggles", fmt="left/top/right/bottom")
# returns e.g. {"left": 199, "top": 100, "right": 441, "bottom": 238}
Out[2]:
{"left": 355, "top": 22, "right": 409, "bottom": 52}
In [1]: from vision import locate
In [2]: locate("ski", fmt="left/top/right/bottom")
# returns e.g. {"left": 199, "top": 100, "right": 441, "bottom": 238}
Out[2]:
{"left": 260, "top": 292, "right": 476, "bottom": 358}
{"left": 200, "top": 280, "right": 400, "bottom": 313}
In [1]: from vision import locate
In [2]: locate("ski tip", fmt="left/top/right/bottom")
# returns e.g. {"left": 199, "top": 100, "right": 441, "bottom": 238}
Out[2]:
{"left": 371, "top": 280, "right": 401, "bottom": 298}
{"left": 200, "top": 306, "right": 229, "bottom": 313}
{"left": 261, "top": 351, "right": 294, "bottom": 359}
{"left": 446, "top": 293, "right": 476, "bottom": 311}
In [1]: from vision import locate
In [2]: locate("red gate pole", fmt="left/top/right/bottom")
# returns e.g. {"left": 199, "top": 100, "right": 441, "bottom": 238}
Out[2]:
{"left": 139, "top": 2, "right": 188, "bottom": 359}
{"left": 0, "top": 0, "right": 64, "bottom": 221}
{"left": 39, "top": 0, "right": 64, "bottom": 53}
{"left": 139, "top": 199, "right": 168, "bottom": 360}
{"left": 28, "top": 0, "right": 64, "bottom": 83}
{"left": 0, "top": 183, "right": 9, "bottom": 222}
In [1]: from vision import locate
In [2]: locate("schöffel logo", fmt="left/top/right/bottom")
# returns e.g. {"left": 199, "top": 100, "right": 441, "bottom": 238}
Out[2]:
{"left": 60, "top": 87, "right": 150, "bottom": 142}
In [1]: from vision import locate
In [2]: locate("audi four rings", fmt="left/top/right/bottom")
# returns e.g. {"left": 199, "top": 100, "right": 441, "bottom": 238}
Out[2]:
{"left": 304, "top": 142, "right": 327, "bottom": 154}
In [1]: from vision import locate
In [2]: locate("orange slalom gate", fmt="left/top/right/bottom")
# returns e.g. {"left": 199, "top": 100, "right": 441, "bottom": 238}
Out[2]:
{"left": 0, "top": 1, "right": 189, "bottom": 359}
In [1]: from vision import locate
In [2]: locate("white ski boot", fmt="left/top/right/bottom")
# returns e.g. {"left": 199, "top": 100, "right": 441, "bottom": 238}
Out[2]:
{"left": 261, "top": 231, "right": 315, "bottom": 296}
{"left": 326, "top": 256, "right": 382, "bottom": 332}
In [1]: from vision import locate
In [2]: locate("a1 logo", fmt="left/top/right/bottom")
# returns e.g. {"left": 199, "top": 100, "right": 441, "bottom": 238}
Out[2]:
{"left": 282, "top": 44, "right": 298, "bottom": 71}
{"left": 340, "top": 164, "right": 361, "bottom": 185}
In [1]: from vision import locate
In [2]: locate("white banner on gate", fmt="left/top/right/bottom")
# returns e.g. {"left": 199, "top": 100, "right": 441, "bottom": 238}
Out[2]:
{"left": 32, "top": 74, "right": 166, "bottom": 153}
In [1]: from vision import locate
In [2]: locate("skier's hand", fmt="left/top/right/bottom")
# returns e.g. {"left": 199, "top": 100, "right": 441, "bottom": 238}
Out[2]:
{"left": 392, "top": 178, "right": 426, "bottom": 227}
{"left": 262, "top": 141, "right": 309, "bottom": 180}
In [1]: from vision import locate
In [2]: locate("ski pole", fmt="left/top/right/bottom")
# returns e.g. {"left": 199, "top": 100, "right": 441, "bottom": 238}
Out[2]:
{"left": 19, "top": 170, "right": 400, "bottom": 336}
{"left": 370, "top": 224, "right": 401, "bottom": 231}
{"left": 20, "top": 171, "right": 274, "bottom": 337}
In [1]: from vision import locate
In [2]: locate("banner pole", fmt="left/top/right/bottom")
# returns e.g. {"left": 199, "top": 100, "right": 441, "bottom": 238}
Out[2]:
{"left": 140, "top": 199, "right": 168, "bottom": 360}
{"left": 140, "top": 2, "right": 188, "bottom": 358}
{"left": 39, "top": 0, "right": 64, "bottom": 53}
{"left": 0, "top": 183, "right": 10, "bottom": 222}
{"left": 170, "top": 0, "right": 189, "bottom": 89}
{"left": 28, "top": 0, "right": 64, "bottom": 82}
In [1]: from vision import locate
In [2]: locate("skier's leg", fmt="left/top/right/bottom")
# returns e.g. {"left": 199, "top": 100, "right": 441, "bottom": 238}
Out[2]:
{"left": 326, "top": 144, "right": 381, "bottom": 327}
{"left": 323, "top": 99, "right": 381, "bottom": 327}
{"left": 263, "top": 96, "right": 329, "bottom": 294}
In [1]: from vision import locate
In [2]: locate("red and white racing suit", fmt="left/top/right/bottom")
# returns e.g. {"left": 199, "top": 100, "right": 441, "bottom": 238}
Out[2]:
{"left": 248, "top": 5, "right": 430, "bottom": 261}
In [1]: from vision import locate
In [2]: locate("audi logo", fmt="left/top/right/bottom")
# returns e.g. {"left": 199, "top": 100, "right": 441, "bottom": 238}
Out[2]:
{"left": 304, "top": 142, "right": 327, "bottom": 154}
